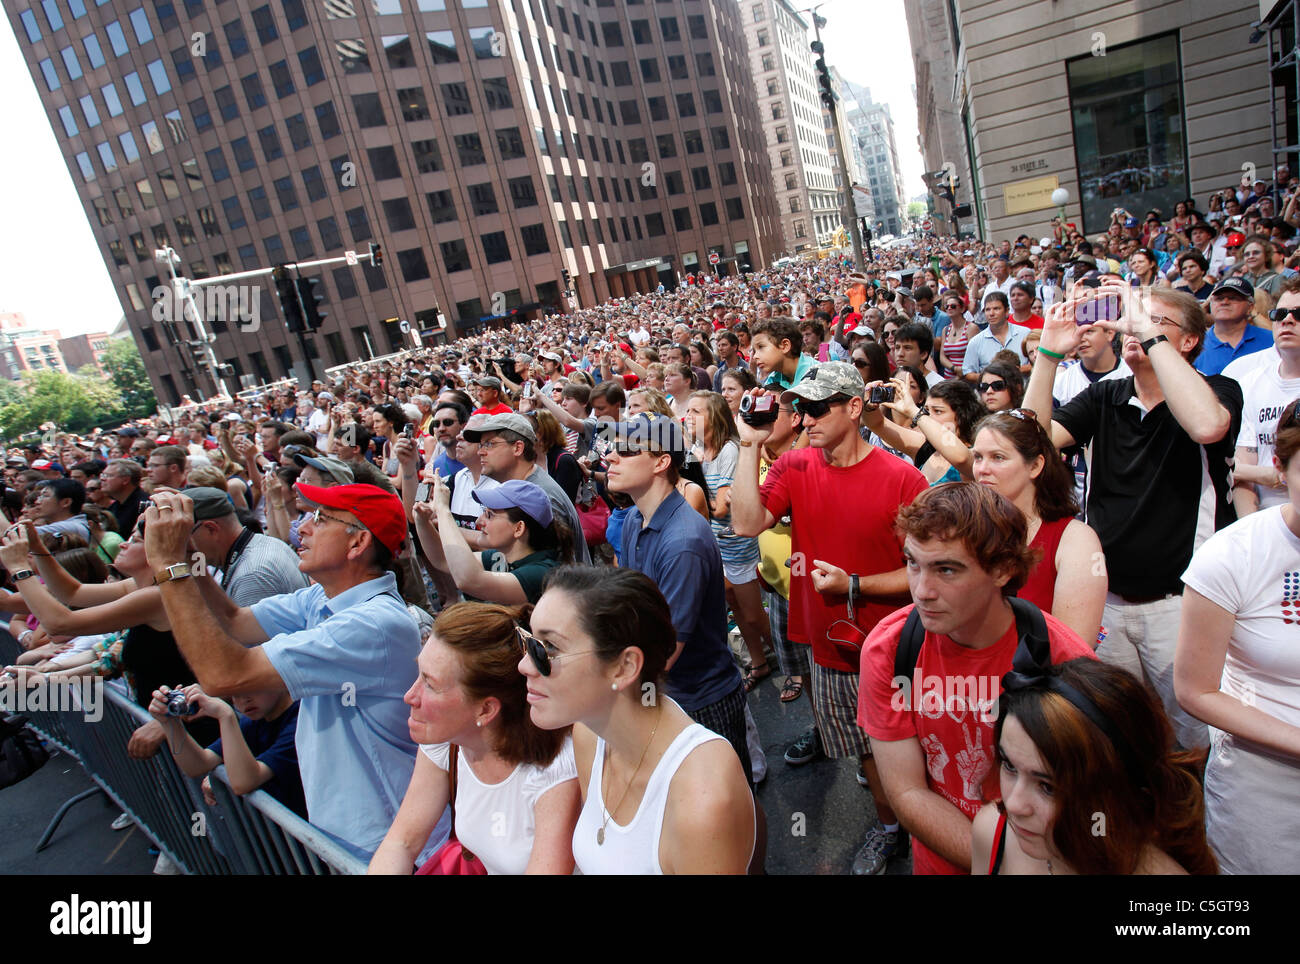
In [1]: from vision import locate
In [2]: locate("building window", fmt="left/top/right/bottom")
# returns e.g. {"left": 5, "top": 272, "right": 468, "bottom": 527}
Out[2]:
{"left": 482, "top": 77, "right": 511, "bottom": 110}
{"left": 397, "top": 86, "right": 429, "bottom": 121}
{"left": 273, "top": 175, "right": 298, "bottom": 211}
{"left": 699, "top": 201, "right": 718, "bottom": 226}
{"left": 425, "top": 189, "right": 456, "bottom": 223}
{"left": 426, "top": 30, "right": 456, "bottom": 63}
{"left": 383, "top": 34, "right": 413, "bottom": 68}
{"left": 672, "top": 207, "right": 691, "bottom": 231}
{"left": 397, "top": 248, "right": 430, "bottom": 281}
{"left": 468, "top": 182, "right": 497, "bottom": 216}
{"left": 659, "top": 16, "right": 679, "bottom": 41}
{"left": 299, "top": 47, "right": 325, "bottom": 85}
{"left": 676, "top": 93, "right": 696, "bottom": 118}
{"left": 454, "top": 133, "right": 484, "bottom": 166}
{"left": 481, "top": 231, "right": 510, "bottom": 264}
{"left": 302, "top": 165, "right": 326, "bottom": 200}
{"left": 644, "top": 212, "right": 665, "bottom": 237}
{"left": 440, "top": 239, "right": 470, "bottom": 273}
{"left": 1066, "top": 32, "right": 1188, "bottom": 235}
{"left": 725, "top": 197, "right": 744, "bottom": 221}
{"left": 367, "top": 145, "right": 402, "bottom": 180}
{"left": 496, "top": 127, "right": 525, "bottom": 160}
{"left": 353, "top": 92, "right": 385, "bottom": 127}
{"left": 520, "top": 223, "right": 549, "bottom": 255}
{"left": 315, "top": 101, "right": 341, "bottom": 138}
{"left": 286, "top": 113, "right": 311, "bottom": 150}
{"left": 440, "top": 82, "right": 472, "bottom": 115}
{"left": 757, "top": 29, "right": 769, "bottom": 47}
{"left": 242, "top": 73, "right": 268, "bottom": 110}
{"left": 411, "top": 138, "right": 442, "bottom": 173}
{"left": 383, "top": 197, "right": 415, "bottom": 232}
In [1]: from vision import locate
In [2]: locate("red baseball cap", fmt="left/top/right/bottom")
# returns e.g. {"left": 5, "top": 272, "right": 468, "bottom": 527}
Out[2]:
{"left": 294, "top": 482, "right": 407, "bottom": 555}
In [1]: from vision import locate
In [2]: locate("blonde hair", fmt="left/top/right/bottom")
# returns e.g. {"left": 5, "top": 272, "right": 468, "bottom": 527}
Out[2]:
{"left": 628, "top": 386, "right": 673, "bottom": 416}
{"left": 186, "top": 464, "right": 230, "bottom": 489}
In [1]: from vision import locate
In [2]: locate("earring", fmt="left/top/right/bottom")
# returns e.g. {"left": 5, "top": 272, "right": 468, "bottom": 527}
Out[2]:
{"left": 475, "top": 721, "right": 481, "bottom": 727}
{"left": 611, "top": 682, "right": 618, "bottom": 691}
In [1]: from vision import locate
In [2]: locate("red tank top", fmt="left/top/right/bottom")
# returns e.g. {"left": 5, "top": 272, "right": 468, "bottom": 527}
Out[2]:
{"left": 1018, "top": 516, "right": 1071, "bottom": 615}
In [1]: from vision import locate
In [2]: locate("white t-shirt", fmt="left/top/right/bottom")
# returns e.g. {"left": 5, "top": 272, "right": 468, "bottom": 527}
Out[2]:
{"left": 1182, "top": 506, "right": 1300, "bottom": 731}
{"left": 1224, "top": 346, "right": 1279, "bottom": 385}
{"left": 1235, "top": 360, "right": 1300, "bottom": 510}
{"left": 1051, "top": 358, "right": 1132, "bottom": 406}
{"left": 307, "top": 408, "right": 331, "bottom": 448}
{"left": 420, "top": 736, "right": 577, "bottom": 875}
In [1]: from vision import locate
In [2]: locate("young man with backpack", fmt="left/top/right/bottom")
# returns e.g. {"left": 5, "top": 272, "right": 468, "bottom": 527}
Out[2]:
{"left": 858, "top": 482, "right": 1096, "bottom": 875}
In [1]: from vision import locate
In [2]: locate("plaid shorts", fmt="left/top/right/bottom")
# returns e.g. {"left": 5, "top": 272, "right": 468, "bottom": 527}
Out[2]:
{"left": 685, "top": 683, "right": 752, "bottom": 784}
{"left": 761, "top": 584, "right": 810, "bottom": 679}
{"left": 810, "top": 663, "right": 871, "bottom": 759}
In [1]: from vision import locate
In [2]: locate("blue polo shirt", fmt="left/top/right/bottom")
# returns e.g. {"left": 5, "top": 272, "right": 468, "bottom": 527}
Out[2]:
{"left": 621, "top": 488, "right": 741, "bottom": 712}
{"left": 1194, "top": 324, "right": 1274, "bottom": 376}
{"left": 254, "top": 571, "right": 449, "bottom": 858}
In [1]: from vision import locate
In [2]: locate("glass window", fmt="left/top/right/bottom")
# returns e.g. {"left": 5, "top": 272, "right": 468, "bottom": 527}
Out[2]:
{"left": 146, "top": 59, "right": 170, "bottom": 94}
{"left": 57, "top": 105, "right": 78, "bottom": 135}
{"left": 640, "top": 58, "right": 659, "bottom": 83}
{"left": 710, "top": 126, "right": 729, "bottom": 149}
{"left": 469, "top": 26, "right": 495, "bottom": 59}
{"left": 425, "top": 189, "right": 456, "bottom": 223}
{"left": 440, "top": 82, "right": 471, "bottom": 115}
{"left": 159, "top": 168, "right": 180, "bottom": 200}
{"left": 665, "top": 170, "right": 683, "bottom": 195}
{"left": 331, "top": 266, "right": 356, "bottom": 300}
{"left": 688, "top": 14, "right": 707, "bottom": 39}
{"left": 268, "top": 59, "right": 294, "bottom": 97}
{"left": 231, "top": 136, "right": 255, "bottom": 170}
{"left": 520, "top": 223, "right": 549, "bottom": 255}
{"left": 495, "top": 127, "right": 525, "bottom": 160}
{"left": 263, "top": 234, "right": 286, "bottom": 263}
{"left": 105, "top": 20, "right": 127, "bottom": 55}
{"left": 289, "top": 226, "right": 313, "bottom": 259}
{"left": 440, "top": 239, "right": 469, "bottom": 272}
{"left": 383, "top": 33, "right": 413, "bottom": 68}
{"left": 75, "top": 151, "right": 95, "bottom": 181}
{"left": 20, "top": 10, "right": 41, "bottom": 43}
{"left": 414, "top": 0, "right": 443, "bottom": 9}
{"left": 39, "top": 58, "right": 60, "bottom": 91}
{"left": 96, "top": 140, "right": 117, "bottom": 173}
{"left": 242, "top": 73, "right": 267, "bottom": 109}
{"left": 454, "top": 133, "right": 484, "bottom": 166}
{"left": 172, "top": 46, "right": 195, "bottom": 82}
{"left": 286, "top": 113, "right": 310, "bottom": 150}
{"left": 83, "top": 34, "right": 105, "bottom": 67}
{"left": 302, "top": 165, "right": 326, "bottom": 200}
{"left": 282, "top": 0, "right": 307, "bottom": 30}
{"left": 352, "top": 92, "right": 385, "bottom": 127}
{"left": 182, "top": 156, "right": 202, "bottom": 190}
{"left": 189, "top": 95, "right": 212, "bottom": 130}
{"left": 426, "top": 30, "right": 456, "bottom": 63}
{"left": 508, "top": 175, "right": 536, "bottom": 208}
{"left": 397, "top": 86, "right": 428, "bottom": 121}
{"left": 468, "top": 182, "right": 497, "bottom": 215}
{"left": 656, "top": 133, "right": 676, "bottom": 158}
{"left": 318, "top": 216, "right": 341, "bottom": 250}
{"left": 206, "top": 146, "right": 230, "bottom": 181}
{"left": 43, "top": 0, "right": 64, "bottom": 32}
{"left": 482, "top": 77, "right": 511, "bottom": 110}
{"left": 382, "top": 197, "right": 415, "bottom": 231}
{"left": 659, "top": 16, "right": 679, "bottom": 41}
{"left": 108, "top": 240, "right": 127, "bottom": 266}
{"left": 411, "top": 139, "right": 441, "bottom": 173}
{"left": 251, "top": 5, "right": 278, "bottom": 43}
{"left": 128, "top": 7, "right": 152, "bottom": 43}
{"left": 164, "top": 108, "right": 186, "bottom": 142}
{"left": 601, "top": 21, "right": 623, "bottom": 45}
{"left": 79, "top": 93, "right": 100, "bottom": 127}
{"left": 1066, "top": 32, "right": 1188, "bottom": 234}
{"left": 118, "top": 130, "right": 140, "bottom": 163}
{"left": 367, "top": 145, "right": 401, "bottom": 179}
{"left": 258, "top": 125, "right": 283, "bottom": 161}
{"left": 174, "top": 214, "right": 196, "bottom": 246}
{"left": 691, "top": 165, "right": 711, "bottom": 190}
{"left": 224, "top": 20, "right": 250, "bottom": 57}
{"left": 136, "top": 177, "right": 156, "bottom": 208}
{"left": 97, "top": 82, "right": 123, "bottom": 117}
{"left": 141, "top": 119, "right": 163, "bottom": 153}
{"left": 676, "top": 93, "right": 695, "bottom": 118}
{"left": 337, "top": 38, "right": 370, "bottom": 73}
{"left": 248, "top": 186, "right": 272, "bottom": 220}
{"left": 703, "top": 89, "right": 722, "bottom": 114}
{"left": 644, "top": 212, "right": 665, "bottom": 237}
{"left": 699, "top": 201, "right": 718, "bottom": 226}
{"left": 61, "top": 45, "right": 82, "bottom": 79}
{"left": 315, "top": 101, "right": 341, "bottom": 138}
{"left": 298, "top": 46, "right": 324, "bottom": 85}
{"left": 673, "top": 207, "right": 691, "bottom": 231}
{"left": 221, "top": 196, "right": 246, "bottom": 230}
{"left": 725, "top": 196, "right": 744, "bottom": 220}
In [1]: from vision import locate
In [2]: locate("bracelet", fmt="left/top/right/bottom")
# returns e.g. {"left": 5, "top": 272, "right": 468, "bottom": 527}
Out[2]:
{"left": 28, "top": 551, "right": 52, "bottom": 557}
{"left": 1037, "top": 346, "right": 1066, "bottom": 360}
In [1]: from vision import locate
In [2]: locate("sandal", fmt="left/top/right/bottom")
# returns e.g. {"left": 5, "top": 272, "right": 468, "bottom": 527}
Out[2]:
{"left": 742, "top": 663, "right": 772, "bottom": 693}
{"left": 779, "top": 676, "right": 804, "bottom": 703}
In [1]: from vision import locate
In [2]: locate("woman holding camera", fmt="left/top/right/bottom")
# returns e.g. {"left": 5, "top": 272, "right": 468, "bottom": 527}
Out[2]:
{"left": 1175, "top": 399, "right": 1300, "bottom": 874}
{"left": 370, "top": 601, "right": 579, "bottom": 875}
{"left": 413, "top": 474, "right": 569, "bottom": 605}
{"left": 863, "top": 376, "right": 983, "bottom": 484}
{"left": 521, "top": 566, "right": 754, "bottom": 874}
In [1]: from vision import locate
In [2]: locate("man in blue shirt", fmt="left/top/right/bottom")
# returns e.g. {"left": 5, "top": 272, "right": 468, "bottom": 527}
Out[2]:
{"left": 142, "top": 482, "right": 445, "bottom": 860}
{"left": 1194, "top": 277, "right": 1274, "bottom": 376}
{"left": 606, "top": 414, "right": 749, "bottom": 779}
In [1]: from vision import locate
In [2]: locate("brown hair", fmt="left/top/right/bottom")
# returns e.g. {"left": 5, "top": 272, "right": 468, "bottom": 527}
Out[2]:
{"left": 995, "top": 658, "right": 1217, "bottom": 875}
{"left": 151, "top": 445, "right": 189, "bottom": 469}
{"left": 590, "top": 380, "right": 625, "bottom": 407}
{"left": 687, "top": 390, "right": 738, "bottom": 452}
{"left": 532, "top": 409, "right": 567, "bottom": 452}
{"left": 1276, "top": 398, "right": 1300, "bottom": 468}
{"left": 895, "top": 481, "right": 1039, "bottom": 595}
{"left": 561, "top": 382, "right": 591, "bottom": 406}
{"left": 1147, "top": 288, "right": 1209, "bottom": 363}
{"left": 432, "top": 601, "right": 567, "bottom": 768}
{"left": 973, "top": 412, "right": 1079, "bottom": 521}
{"left": 751, "top": 317, "right": 803, "bottom": 356}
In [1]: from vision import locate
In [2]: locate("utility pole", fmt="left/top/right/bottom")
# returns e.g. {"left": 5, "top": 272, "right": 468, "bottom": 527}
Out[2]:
{"left": 805, "top": 8, "right": 865, "bottom": 271}
{"left": 155, "top": 245, "right": 229, "bottom": 399}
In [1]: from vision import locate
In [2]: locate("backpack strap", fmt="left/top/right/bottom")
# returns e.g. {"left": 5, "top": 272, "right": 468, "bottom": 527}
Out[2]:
{"left": 1007, "top": 596, "right": 1051, "bottom": 675}
{"left": 893, "top": 606, "right": 927, "bottom": 683}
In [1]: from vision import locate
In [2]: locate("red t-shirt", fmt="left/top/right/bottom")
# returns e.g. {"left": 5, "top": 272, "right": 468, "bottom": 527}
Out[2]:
{"left": 760, "top": 447, "right": 927, "bottom": 671}
{"left": 858, "top": 605, "right": 1096, "bottom": 875}
{"left": 1017, "top": 313, "right": 1046, "bottom": 331}
{"left": 472, "top": 402, "right": 514, "bottom": 416}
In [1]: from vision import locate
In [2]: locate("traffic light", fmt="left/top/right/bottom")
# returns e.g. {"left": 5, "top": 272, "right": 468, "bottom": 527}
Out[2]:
{"left": 272, "top": 265, "right": 306, "bottom": 333}
{"left": 368, "top": 241, "right": 383, "bottom": 267}
{"left": 811, "top": 41, "right": 835, "bottom": 109}
{"left": 561, "top": 268, "right": 572, "bottom": 290}
{"left": 186, "top": 338, "right": 211, "bottom": 369}
{"left": 296, "top": 276, "right": 327, "bottom": 331}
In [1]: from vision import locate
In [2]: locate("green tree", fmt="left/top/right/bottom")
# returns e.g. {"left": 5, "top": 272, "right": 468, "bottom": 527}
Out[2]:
{"left": 100, "top": 337, "right": 157, "bottom": 413}
{"left": 0, "top": 369, "right": 124, "bottom": 438}
{"left": 907, "top": 201, "right": 928, "bottom": 221}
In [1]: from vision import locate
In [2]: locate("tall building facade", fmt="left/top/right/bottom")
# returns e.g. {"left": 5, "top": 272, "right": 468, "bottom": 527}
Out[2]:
{"left": 840, "top": 80, "right": 906, "bottom": 235}
{"left": 9, "top": 0, "right": 781, "bottom": 404}
{"left": 739, "top": 0, "right": 838, "bottom": 253}
{"left": 904, "top": 0, "right": 971, "bottom": 236}
{"left": 915, "top": 0, "right": 1271, "bottom": 241}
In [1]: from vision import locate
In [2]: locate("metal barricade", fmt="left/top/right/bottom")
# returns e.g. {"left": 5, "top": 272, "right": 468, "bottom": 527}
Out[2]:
{"left": 1, "top": 631, "right": 366, "bottom": 875}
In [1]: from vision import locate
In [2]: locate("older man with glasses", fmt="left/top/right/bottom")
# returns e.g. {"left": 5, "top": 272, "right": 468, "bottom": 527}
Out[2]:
{"left": 100, "top": 458, "right": 146, "bottom": 535}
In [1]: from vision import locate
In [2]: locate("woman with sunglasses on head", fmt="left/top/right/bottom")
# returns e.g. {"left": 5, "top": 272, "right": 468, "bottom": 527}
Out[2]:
{"left": 972, "top": 658, "right": 1216, "bottom": 875}
{"left": 864, "top": 376, "right": 983, "bottom": 484}
{"left": 521, "top": 565, "right": 755, "bottom": 874}
{"left": 939, "top": 295, "right": 978, "bottom": 377}
{"left": 371, "top": 601, "right": 579, "bottom": 875}
{"left": 977, "top": 360, "right": 1025, "bottom": 413}
{"left": 1174, "top": 398, "right": 1300, "bottom": 873}
{"left": 413, "top": 475, "right": 570, "bottom": 606}
{"left": 970, "top": 410, "right": 1106, "bottom": 645}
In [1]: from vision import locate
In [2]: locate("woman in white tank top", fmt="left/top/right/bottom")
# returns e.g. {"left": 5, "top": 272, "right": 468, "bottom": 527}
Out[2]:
{"left": 520, "top": 566, "right": 755, "bottom": 874}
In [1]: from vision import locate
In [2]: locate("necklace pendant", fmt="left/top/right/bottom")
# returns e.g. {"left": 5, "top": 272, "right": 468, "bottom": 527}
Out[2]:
{"left": 597, "top": 827, "right": 605, "bottom": 846}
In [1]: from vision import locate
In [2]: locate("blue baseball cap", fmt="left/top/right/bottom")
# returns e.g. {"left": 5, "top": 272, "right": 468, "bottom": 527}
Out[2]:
{"left": 472, "top": 478, "right": 553, "bottom": 527}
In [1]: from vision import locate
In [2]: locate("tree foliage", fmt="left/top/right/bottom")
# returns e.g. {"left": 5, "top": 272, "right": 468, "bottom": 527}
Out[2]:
{"left": 0, "top": 368, "right": 126, "bottom": 439}
{"left": 100, "top": 337, "right": 157, "bottom": 412}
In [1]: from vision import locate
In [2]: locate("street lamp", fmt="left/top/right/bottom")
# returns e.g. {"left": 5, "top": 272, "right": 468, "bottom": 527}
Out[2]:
{"left": 1051, "top": 187, "right": 1069, "bottom": 222}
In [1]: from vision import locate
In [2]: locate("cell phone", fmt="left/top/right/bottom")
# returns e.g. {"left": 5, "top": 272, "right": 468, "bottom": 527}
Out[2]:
{"left": 403, "top": 424, "right": 414, "bottom": 439}
{"left": 523, "top": 381, "right": 534, "bottom": 398}
{"left": 415, "top": 482, "right": 431, "bottom": 502}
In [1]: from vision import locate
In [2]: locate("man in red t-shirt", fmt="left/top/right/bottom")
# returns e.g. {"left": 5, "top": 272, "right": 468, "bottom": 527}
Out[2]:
{"left": 858, "top": 482, "right": 1095, "bottom": 875}
{"left": 471, "top": 376, "right": 513, "bottom": 416}
{"left": 732, "top": 362, "right": 927, "bottom": 875}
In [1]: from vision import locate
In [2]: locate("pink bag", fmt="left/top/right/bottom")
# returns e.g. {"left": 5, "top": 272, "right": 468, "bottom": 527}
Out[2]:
{"left": 577, "top": 496, "right": 610, "bottom": 547}
{"left": 413, "top": 745, "right": 487, "bottom": 876}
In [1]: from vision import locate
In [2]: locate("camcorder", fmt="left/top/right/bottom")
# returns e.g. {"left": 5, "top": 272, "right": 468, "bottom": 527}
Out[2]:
{"left": 739, "top": 393, "right": 778, "bottom": 427}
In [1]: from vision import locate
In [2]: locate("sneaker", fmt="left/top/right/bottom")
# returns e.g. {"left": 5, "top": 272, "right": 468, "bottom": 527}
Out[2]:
{"left": 851, "top": 822, "right": 907, "bottom": 876}
{"left": 111, "top": 812, "right": 133, "bottom": 831}
{"left": 783, "top": 726, "right": 823, "bottom": 766}
{"left": 856, "top": 770, "right": 870, "bottom": 788}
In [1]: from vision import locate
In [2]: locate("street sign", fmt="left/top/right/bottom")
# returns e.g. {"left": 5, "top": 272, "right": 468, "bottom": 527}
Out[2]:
{"left": 921, "top": 219, "right": 934, "bottom": 231}
{"left": 345, "top": 250, "right": 359, "bottom": 265}
{"left": 399, "top": 319, "right": 410, "bottom": 333}
{"left": 854, "top": 193, "right": 872, "bottom": 218}
{"left": 709, "top": 252, "right": 720, "bottom": 265}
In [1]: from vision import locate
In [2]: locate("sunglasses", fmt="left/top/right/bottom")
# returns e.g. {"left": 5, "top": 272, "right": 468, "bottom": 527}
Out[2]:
{"left": 793, "top": 396, "right": 846, "bottom": 419}
{"left": 980, "top": 380, "right": 1008, "bottom": 393}
{"left": 1268, "top": 307, "right": 1300, "bottom": 324}
{"left": 1003, "top": 408, "right": 1038, "bottom": 421}
{"left": 517, "top": 625, "right": 596, "bottom": 677}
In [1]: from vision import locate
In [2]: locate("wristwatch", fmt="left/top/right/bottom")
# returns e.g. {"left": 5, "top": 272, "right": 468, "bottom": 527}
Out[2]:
{"left": 154, "top": 562, "right": 192, "bottom": 585}
{"left": 10, "top": 569, "right": 35, "bottom": 582}
{"left": 1140, "top": 334, "right": 1169, "bottom": 354}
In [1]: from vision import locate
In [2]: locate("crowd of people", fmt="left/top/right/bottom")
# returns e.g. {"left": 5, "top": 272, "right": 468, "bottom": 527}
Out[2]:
{"left": 2, "top": 176, "right": 1298, "bottom": 876}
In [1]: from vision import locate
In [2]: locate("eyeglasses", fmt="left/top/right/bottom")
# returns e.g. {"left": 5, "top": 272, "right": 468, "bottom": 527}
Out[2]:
{"left": 478, "top": 438, "right": 511, "bottom": 450}
{"left": 980, "top": 380, "right": 1008, "bottom": 393}
{"left": 517, "top": 625, "right": 596, "bottom": 677}
{"left": 793, "top": 396, "right": 847, "bottom": 420}
{"left": 1269, "top": 307, "right": 1300, "bottom": 325}
{"left": 433, "top": 418, "right": 459, "bottom": 427}
{"left": 852, "top": 358, "right": 871, "bottom": 369}
{"left": 309, "top": 507, "right": 360, "bottom": 532}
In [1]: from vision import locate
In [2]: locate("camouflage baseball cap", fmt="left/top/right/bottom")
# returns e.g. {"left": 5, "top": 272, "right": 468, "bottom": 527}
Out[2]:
{"left": 779, "top": 362, "right": 865, "bottom": 404}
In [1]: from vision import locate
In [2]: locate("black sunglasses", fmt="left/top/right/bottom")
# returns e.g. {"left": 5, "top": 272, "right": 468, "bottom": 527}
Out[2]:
{"left": 1268, "top": 308, "right": 1300, "bottom": 323}
{"left": 433, "top": 418, "right": 459, "bottom": 427}
{"left": 793, "top": 395, "right": 847, "bottom": 419}
{"left": 980, "top": 380, "right": 1008, "bottom": 393}
{"left": 517, "top": 625, "right": 595, "bottom": 676}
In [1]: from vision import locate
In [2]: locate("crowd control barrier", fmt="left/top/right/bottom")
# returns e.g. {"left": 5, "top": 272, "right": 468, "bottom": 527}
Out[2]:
{"left": 1, "top": 632, "right": 366, "bottom": 875}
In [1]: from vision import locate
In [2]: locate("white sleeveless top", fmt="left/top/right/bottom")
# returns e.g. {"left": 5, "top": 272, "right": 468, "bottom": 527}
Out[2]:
{"left": 572, "top": 721, "right": 732, "bottom": 875}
